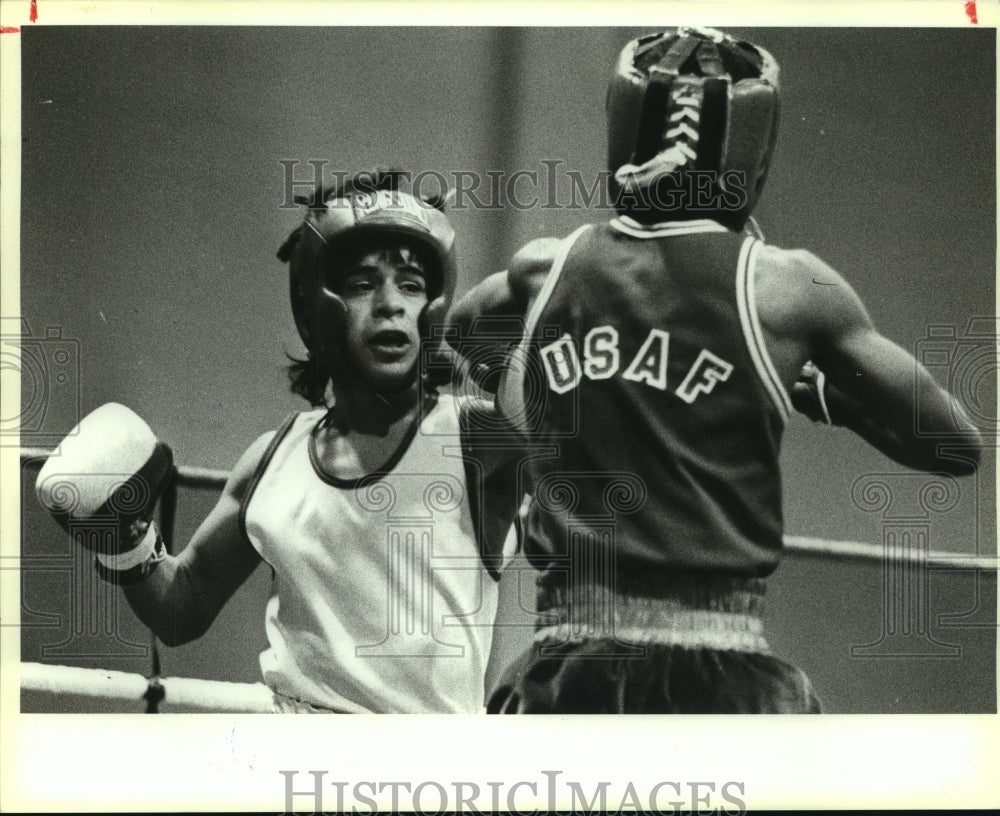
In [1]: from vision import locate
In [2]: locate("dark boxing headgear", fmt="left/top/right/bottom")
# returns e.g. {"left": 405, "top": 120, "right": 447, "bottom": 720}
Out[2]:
{"left": 606, "top": 27, "right": 780, "bottom": 229}
{"left": 278, "top": 169, "right": 457, "bottom": 387}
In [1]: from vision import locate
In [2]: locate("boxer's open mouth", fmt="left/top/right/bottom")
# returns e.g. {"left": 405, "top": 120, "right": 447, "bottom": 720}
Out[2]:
{"left": 368, "top": 330, "right": 411, "bottom": 358}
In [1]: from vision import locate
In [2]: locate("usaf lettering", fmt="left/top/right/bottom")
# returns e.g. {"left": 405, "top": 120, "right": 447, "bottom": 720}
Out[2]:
{"left": 540, "top": 327, "right": 733, "bottom": 401}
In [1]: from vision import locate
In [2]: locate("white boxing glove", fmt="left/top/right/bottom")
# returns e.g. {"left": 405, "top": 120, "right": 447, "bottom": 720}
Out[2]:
{"left": 36, "top": 403, "right": 173, "bottom": 583}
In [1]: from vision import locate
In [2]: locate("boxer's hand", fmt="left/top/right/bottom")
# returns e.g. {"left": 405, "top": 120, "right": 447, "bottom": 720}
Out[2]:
{"left": 35, "top": 403, "right": 174, "bottom": 583}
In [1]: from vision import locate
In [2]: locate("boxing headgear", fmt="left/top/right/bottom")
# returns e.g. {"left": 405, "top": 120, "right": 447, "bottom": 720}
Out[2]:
{"left": 606, "top": 27, "right": 780, "bottom": 230}
{"left": 278, "top": 170, "right": 457, "bottom": 388}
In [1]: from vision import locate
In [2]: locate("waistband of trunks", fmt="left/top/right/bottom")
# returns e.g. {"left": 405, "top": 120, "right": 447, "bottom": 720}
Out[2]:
{"left": 533, "top": 573, "right": 770, "bottom": 653}
{"left": 536, "top": 572, "right": 767, "bottom": 615}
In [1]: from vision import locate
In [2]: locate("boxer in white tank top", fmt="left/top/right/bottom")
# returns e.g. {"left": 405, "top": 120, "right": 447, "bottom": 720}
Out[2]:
{"left": 109, "top": 170, "right": 523, "bottom": 712}
{"left": 241, "top": 393, "right": 512, "bottom": 713}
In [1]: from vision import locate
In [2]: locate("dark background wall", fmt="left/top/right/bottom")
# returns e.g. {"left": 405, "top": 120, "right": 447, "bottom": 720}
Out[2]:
{"left": 15, "top": 26, "right": 996, "bottom": 713}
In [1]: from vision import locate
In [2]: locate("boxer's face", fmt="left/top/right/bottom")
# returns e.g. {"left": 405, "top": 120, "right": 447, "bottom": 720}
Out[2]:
{"left": 339, "top": 242, "right": 428, "bottom": 391}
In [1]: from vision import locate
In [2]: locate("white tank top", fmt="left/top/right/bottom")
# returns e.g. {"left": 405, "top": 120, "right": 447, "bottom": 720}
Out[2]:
{"left": 242, "top": 394, "right": 502, "bottom": 713}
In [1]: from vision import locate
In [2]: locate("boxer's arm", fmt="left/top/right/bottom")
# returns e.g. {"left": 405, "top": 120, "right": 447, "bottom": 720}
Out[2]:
{"left": 446, "top": 236, "right": 560, "bottom": 327}
{"left": 444, "top": 238, "right": 560, "bottom": 391}
{"left": 792, "top": 362, "right": 938, "bottom": 463}
{"left": 781, "top": 249, "right": 982, "bottom": 474}
{"left": 457, "top": 396, "right": 529, "bottom": 473}
{"left": 508, "top": 237, "right": 560, "bottom": 309}
{"left": 456, "top": 396, "right": 529, "bottom": 577}
{"left": 122, "top": 432, "right": 271, "bottom": 646}
{"left": 448, "top": 272, "right": 524, "bottom": 336}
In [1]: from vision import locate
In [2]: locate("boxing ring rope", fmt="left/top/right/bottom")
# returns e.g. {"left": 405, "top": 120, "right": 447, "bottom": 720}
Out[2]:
{"left": 18, "top": 446, "right": 998, "bottom": 570}
{"left": 19, "top": 661, "right": 275, "bottom": 713}
{"left": 14, "top": 446, "right": 998, "bottom": 711}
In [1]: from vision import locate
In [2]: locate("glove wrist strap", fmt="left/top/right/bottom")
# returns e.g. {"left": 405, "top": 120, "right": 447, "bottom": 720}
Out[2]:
{"left": 95, "top": 520, "right": 167, "bottom": 585}
{"left": 813, "top": 366, "right": 833, "bottom": 425}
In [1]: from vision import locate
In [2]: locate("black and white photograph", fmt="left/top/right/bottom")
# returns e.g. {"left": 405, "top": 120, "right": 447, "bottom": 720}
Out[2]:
{"left": 1, "top": 1, "right": 997, "bottom": 812}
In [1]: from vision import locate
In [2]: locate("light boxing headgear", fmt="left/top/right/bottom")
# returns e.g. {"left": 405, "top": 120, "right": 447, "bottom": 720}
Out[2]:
{"left": 606, "top": 26, "right": 780, "bottom": 230}
{"left": 277, "top": 169, "right": 457, "bottom": 389}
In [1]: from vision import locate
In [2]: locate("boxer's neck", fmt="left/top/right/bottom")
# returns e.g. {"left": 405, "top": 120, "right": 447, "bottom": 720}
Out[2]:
{"left": 323, "top": 377, "right": 421, "bottom": 437}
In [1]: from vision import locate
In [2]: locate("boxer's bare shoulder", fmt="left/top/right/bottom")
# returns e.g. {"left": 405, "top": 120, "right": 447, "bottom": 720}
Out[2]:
{"left": 225, "top": 429, "right": 278, "bottom": 504}
{"left": 753, "top": 244, "right": 868, "bottom": 342}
